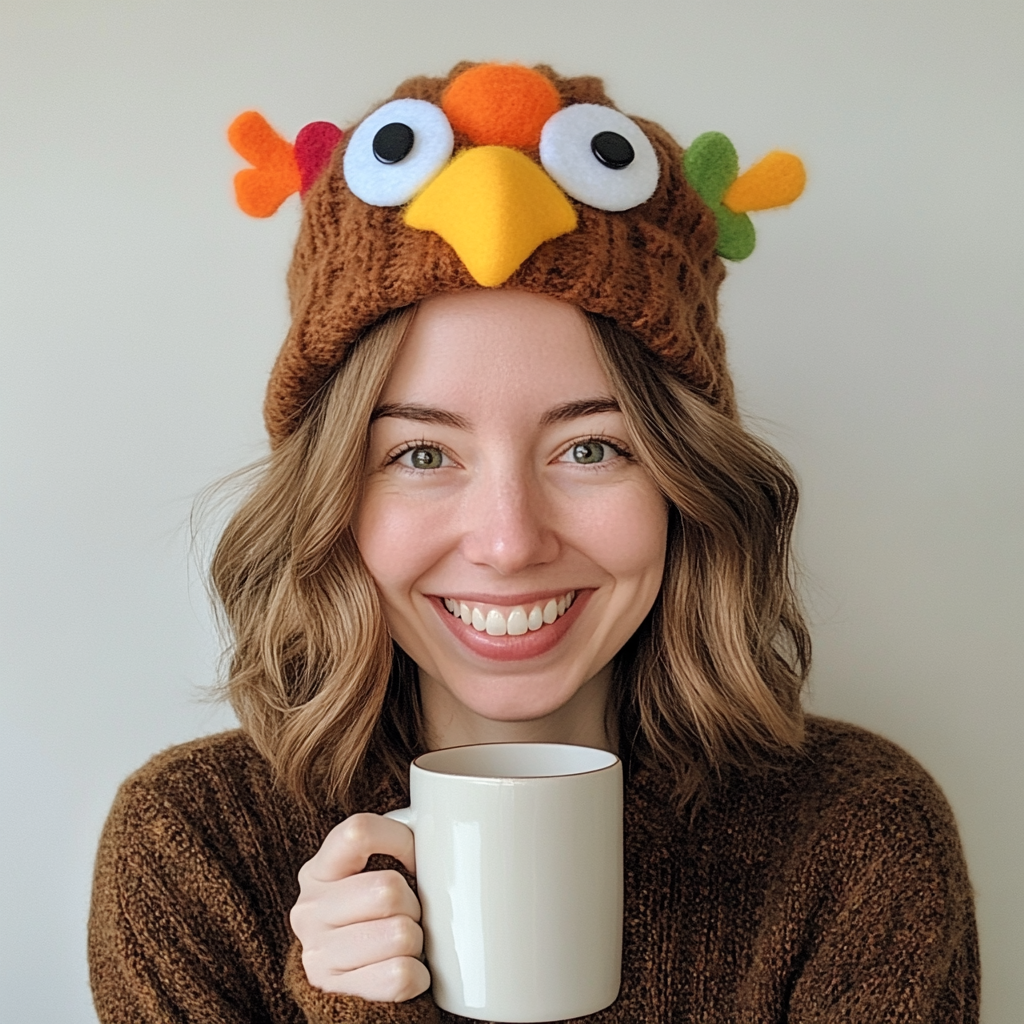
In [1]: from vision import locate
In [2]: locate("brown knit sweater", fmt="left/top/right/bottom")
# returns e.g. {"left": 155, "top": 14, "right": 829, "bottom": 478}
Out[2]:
{"left": 88, "top": 717, "right": 979, "bottom": 1023}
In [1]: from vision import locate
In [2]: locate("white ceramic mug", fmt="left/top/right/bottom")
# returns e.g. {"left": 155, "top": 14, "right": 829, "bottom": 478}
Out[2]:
{"left": 385, "top": 742, "right": 623, "bottom": 1023}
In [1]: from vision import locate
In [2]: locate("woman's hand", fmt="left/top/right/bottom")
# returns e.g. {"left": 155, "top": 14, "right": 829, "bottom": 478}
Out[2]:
{"left": 290, "top": 813, "right": 430, "bottom": 1002}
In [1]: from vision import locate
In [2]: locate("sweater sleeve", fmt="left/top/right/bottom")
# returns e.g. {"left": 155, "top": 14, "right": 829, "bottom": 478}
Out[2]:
{"left": 765, "top": 759, "right": 980, "bottom": 1023}
{"left": 88, "top": 757, "right": 441, "bottom": 1024}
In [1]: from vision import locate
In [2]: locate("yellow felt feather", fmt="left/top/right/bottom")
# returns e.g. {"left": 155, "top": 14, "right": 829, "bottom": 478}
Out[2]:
{"left": 722, "top": 151, "right": 806, "bottom": 214}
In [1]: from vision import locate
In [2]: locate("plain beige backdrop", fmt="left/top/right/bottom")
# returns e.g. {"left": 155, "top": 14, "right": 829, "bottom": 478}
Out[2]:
{"left": 2, "top": 1, "right": 1021, "bottom": 1020}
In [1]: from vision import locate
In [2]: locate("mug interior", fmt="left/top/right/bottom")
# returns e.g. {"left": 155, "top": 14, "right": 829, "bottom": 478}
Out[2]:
{"left": 415, "top": 742, "right": 618, "bottom": 779}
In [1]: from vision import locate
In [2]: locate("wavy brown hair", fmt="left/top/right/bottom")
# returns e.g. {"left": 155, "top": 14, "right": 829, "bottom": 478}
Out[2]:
{"left": 211, "top": 306, "right": 809, "bottom": 812}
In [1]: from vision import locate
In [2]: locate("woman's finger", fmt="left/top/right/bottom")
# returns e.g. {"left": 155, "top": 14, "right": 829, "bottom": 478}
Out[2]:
{"left": 304, "top": 913, "right": 423, "bottom": 974}
{"left": 302, "top": 813, "right": 416, "bottom": 883}
{"left": 307, "top": 954, "right": 431, "bottom": 1002}
{"left": 293, "top": 869, "right": 420, "bottom": 931}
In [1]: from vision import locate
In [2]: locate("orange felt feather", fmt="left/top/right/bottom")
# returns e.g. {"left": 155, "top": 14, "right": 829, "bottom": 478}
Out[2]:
{"left": 722, "top": 151, "right": 806, "bottom": 214}
{"left": 228, "top": 111, "right": 301, "bottom": 218}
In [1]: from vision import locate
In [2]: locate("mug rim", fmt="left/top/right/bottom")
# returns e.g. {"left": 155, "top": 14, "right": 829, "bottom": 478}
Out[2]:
{"left": 412, "top": 741, "right": 621, "bottom": 780}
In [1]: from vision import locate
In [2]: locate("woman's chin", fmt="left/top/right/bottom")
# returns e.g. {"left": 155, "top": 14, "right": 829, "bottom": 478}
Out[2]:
{"left": 439, "top": 677, "right": 584, "bottom": 726}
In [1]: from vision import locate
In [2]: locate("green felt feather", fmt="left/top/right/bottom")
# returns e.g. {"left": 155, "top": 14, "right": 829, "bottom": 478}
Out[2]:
{"left": 683, "top": 132, "right": 736, "bottom": 206}
{"left": 682, "top": 131, "right": 756, "bottom": 261}
{"left": 714, "top": 209, "right": 756, "bottom": 261}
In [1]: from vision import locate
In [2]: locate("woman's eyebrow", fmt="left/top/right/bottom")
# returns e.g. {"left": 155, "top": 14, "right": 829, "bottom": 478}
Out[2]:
{"left": 539, "top": 398, "right": 620, "bottom": 426}
{"left": 371, "top": 398, "right": 619, "bottom": 429}
{"left": 371, "top": 403, "right": 470, "bottom": 429}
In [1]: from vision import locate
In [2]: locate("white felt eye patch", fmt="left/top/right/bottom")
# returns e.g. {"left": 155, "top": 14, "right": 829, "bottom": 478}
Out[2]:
{"left": 343, "top": 98, "right": 455, "bottom": 207}
{"left": 539, "top": 104, "right": 659, "bottom": 213}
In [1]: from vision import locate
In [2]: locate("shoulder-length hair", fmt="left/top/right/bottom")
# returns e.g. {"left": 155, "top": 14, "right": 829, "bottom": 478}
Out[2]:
{"left": 210, "top": 306, "right": 809, "bottom": 812}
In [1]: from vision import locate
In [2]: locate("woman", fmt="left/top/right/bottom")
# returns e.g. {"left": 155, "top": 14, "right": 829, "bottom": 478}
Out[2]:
{"left": 89, "top": 62, "right": 979, "bottom": 1022}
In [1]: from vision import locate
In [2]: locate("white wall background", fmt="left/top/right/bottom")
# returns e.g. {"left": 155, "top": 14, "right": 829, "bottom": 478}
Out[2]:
{"left": 2, "top": 1, "right": 1021, "bottom": 1019}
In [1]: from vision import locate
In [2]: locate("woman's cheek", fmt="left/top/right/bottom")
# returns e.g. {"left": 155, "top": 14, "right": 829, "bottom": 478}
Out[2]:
{"left": 355, "top": 482, "right": 462, "bottom": 610}
{"left": 563, "top": 480, "right": 668, "bottom": 577}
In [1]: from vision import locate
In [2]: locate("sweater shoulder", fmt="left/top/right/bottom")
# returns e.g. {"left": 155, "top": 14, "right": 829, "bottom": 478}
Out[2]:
{"left": 101, "top": 729, "right": 331, "bottom": 876}
{"left": 788, "top": 716, "right": 966, "bottom": 856}
{"left": 109, "top": 730, "right": 275, "bottom": 828}
{"left": 799, "top": 715, "right": 949, "bottom": 798}
{"left": 117, "top": 728, "right": 271, "bottom": 802}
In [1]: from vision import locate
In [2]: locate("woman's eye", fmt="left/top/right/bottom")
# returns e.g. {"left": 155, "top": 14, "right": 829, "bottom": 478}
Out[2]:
{"left": 343, "top": 98, "right": 454, "bottom": 207}
{"left": 561, "top": 440, "right": 622, "bottom": 465}
{"left": 539, "top": 103, "right": 660, "bottom": 212}
{"left": 396, "top": 445, "right": 449, "bottom": 470}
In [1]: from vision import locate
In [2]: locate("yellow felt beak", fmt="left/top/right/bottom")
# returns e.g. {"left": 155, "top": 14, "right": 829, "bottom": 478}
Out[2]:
{"left": 404, "top": 146, "right": 578, "bottom": 287}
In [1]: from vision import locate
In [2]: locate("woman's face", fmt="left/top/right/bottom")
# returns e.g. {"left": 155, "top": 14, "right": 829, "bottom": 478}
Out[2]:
{"left": 354, "top": 290, "right": 668, "bottom": 727}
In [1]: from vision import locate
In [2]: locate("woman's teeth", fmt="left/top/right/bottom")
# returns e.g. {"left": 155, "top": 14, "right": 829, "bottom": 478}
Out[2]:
{"left": 442, "top": 592, "right": 576, "bottom": 636}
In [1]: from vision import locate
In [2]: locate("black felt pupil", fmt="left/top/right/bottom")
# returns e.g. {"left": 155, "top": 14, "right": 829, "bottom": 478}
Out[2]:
{"left": 590, "top": 131, "right": 635, "bottom": 170}
{"left": 373, "top": 122, "right": 415, "bottom": 164}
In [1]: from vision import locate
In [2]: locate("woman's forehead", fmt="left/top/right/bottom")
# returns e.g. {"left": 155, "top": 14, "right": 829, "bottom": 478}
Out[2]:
{"left": 379, "top": 291, "right": 614, "bottom": 412}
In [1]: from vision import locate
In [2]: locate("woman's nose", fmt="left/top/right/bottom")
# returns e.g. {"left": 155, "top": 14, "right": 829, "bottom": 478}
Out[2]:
{"left": 459, "top": 468, "right": 559, "bottom": 575}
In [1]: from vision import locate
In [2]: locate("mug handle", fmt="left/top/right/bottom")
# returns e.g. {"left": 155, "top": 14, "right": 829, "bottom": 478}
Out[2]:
{"left": 384, "top": 806, "right": 415, "bottom": 828}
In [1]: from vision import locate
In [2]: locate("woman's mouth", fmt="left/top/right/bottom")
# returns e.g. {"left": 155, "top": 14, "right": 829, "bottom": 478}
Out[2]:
{"left": 441, "top": 591, "right": 576, "bottom": 635}
{"left": 431, "top": 590, "right": 589, "bottom": 662}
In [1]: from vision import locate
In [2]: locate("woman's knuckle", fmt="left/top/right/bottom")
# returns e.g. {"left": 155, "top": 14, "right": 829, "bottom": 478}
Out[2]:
{"left": 300, "top": 947, "right": 328, "bottom": 985}
{"left": 342, "top": 813, "right": 376, "bottom": 846}
{"left": 374, "top": 870, "right": 405, "bottom": 910}
{"left": 390, "top": 915, "right": 422, "bottom": 951}
{"left": 393, "top": 957, "right": 430, "bottom": 1000}
{"left": 385, "top": 957, "right": 412, "bottom": 991}
{"left": 290, "top": 897, "right": 322, "bottom": 934}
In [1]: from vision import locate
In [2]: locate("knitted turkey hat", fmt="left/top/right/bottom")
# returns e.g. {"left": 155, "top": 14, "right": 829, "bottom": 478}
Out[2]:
{"left": 228, "top": 62, "right": 806, "bottom": 444}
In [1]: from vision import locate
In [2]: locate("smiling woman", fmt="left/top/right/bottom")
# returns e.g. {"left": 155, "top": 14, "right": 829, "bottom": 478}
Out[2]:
{"left": 88, "top": 60, "right": 978, "bottom": 1024}
{"left": 208, "top": 290, "right": 806, "bottom": 822}
{"left": 355, "top": 292, "right": 670, "bottom": 748}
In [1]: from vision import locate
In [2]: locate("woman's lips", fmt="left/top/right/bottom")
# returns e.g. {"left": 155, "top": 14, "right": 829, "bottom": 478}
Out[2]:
{"left": 432, "top": 591, "right": 592, "bottom": 662}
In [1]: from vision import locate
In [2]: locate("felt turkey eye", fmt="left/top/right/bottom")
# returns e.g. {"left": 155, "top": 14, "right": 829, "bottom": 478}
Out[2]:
{"left": 539, "top": 104, "right": 659, "bottom": 212}
{"left": 344, "top": 98, "right": 454, "bottom": 206}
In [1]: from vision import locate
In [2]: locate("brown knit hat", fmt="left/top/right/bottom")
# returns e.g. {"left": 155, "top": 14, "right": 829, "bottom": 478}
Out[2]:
{"left": 227, "top": 62, "right": 806, "bottom": 444}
